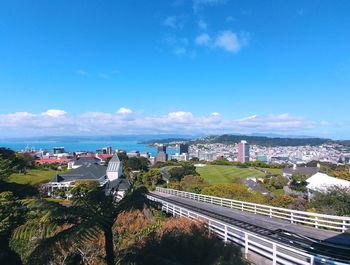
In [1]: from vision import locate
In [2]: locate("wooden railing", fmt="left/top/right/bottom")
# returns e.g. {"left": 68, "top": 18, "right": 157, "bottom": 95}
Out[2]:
{"left": 156, "top": 187, "right": 350, "bottom": 233}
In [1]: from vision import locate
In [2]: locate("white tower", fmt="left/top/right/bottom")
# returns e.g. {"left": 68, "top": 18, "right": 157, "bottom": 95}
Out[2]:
{"left": 106, "top": 155, "right": 122, "bottom": 181}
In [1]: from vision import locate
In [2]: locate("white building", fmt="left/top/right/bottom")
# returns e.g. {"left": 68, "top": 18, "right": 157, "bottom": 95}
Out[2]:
{"left": 47, "top": 155, "right": 128, "bottom": 200}
{"left": 306, "top": 172, "right": 350, "bottom": 200}
{"left": 171, "top": 153, "right": 189, "bottom": 161}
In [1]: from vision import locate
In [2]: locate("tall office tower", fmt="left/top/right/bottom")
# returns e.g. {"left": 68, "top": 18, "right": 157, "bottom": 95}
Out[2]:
{"left": 102, "top": 146, "right": 112, "bottom": 155}
{"left": 155, "top": 152, "right": 168, "bottom": 163}
{"left": 53, "top": 147, "right": 65, "bottom": 154}
{"left": 238, "top": 140, "right": 250, "bottom": 163}
{"left": 157, "top": 144, "right": 167, "bottom": 153}
{"left": 179, "top": 143, "right": 189, "bottom": 154}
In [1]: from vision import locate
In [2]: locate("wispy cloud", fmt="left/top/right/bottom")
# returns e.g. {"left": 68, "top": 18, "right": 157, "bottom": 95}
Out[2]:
{"left": 195, "top": 30, "right": 249, "bottom": 53}
{"left": 195, "top": 33, "right": 211, "bottom": 45}
{"left": 197, "top": 19, "right": 208, "bottom": 30}
{"left": 193, "top": 0, "right": 227, "bottom": 10}
{"left": 214, "top": 30, "right": 248, "bottom": 53}
{"left": 163, "top": 15, "right": 187, "bottom": 29}
{"left": 163, "top": 34, "right": 190, "bottom": 56}
{"left": 225, "top": 16, "right": 235, "bottom": 23}
{"left": 0, "top": 109, "right": 324, "bottom": 137}
{"left": 75, "top": 69, "right": 87, "bottom": 76}
{"left": 99, "top": 73, "right": 110, "bottom": 79}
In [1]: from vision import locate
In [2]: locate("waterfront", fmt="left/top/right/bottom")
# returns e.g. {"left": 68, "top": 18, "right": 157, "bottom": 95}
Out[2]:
{"left": 0, "top": 140, "right": 179, "bottom": 156}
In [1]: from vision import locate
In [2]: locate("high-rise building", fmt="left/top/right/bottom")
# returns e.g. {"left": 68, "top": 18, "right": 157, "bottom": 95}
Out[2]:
{"left": 156, "top": 144, "right": 167, "bottom": 163}
{"left": 102, "top": 146, "right": 112, "bottom": 155}
{"left": 238, "top": 140, "right": 250, "bottom": 163}
{"left": 157, "top": 144, "right": 167, "bottom": 153}
{"left": 156, "top": 152, "right": 168, "bottom": 163}
{"left": 179, "top": 143, "right": 189, "bottom": 154}
{"left": 53, "top": 147, "right": 65, "bottom": 155}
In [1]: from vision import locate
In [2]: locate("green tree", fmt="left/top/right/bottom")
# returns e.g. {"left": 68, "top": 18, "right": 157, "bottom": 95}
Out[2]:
{"left": 289, "top": 174, "right": 308, "bottom": 192}
{"left": 13, "top": 183, "right": 151, "bottom": 265}
{"left": 180, "top": 175, "right": 208, "bottom": 193}
{"left": 0, "top": 158, "right": 12, "bottom": 181}
{"left": 310, "top": 186, "right": 350, "bottom": 215}
{"left": 121, "top": 217, "right": 248, "bottom": 265}
{"left": 125, "top": 157, "right": 149, "bottom": 171}
{"left": 141, "top": 168, "right": 162, "bottom": 190}
{"left": 267, "top": 176, "right": 288, "bottom": 190}
{"left": 202, "top": 183, "right": 266, "bottom": 204}
{"left": 0, "top": 192, "right": 27, "bottom": 265}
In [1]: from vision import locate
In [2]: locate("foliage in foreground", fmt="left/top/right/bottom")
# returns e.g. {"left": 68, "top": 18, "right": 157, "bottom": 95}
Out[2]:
{"left": 116, "top": 213, "right": 248, "bottom": 265}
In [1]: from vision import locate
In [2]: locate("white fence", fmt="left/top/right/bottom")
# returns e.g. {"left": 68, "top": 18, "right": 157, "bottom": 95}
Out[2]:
{"left": 156, "top": 187, "right": 350, "bottom": 233}
{"left": 148, "top": 194, "right": 344, "bottom": 265}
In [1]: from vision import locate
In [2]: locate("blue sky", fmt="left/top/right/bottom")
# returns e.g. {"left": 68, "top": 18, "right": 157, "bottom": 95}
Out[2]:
{"left": 0, "top": 0, "right": 349, "bottom": 139}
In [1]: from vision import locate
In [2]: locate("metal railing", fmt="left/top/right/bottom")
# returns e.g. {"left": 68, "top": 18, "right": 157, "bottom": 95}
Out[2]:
{"left": 156, "top": 187, "right": 350, "bottom": 233}
{"left": 147, "top": 194, "right": 345, "bottom": 265}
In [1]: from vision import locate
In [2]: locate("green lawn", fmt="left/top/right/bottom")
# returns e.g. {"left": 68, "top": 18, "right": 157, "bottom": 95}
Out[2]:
{"left": 196, "top": 165, "right": 266, "bottom": 184}
{"left": 255, "top": 167, "right": 283, "bottom": 176}
{"left": 8, "top": 169, "right": 57, "bottom": 186}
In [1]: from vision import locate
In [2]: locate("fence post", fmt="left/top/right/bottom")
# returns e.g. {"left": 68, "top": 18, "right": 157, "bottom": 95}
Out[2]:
{"left": 269, "top": 208, "right": 272, "bottom": 218}
{"left": 315, "top": 217, "right": 319, "bottom": 229}
{"left": 272, "top": 243, "right": 277, "bottom": 265}
{"left": 244, "top": 233, "right": 249, "bottom": 258}
{"left": 254, "top": 205, "right": 257, "bottom": 214}
{"left": 241, "top": 202, "right": 244, "bottom": 211}
{"left": 342, "top": 220, "right": 347, "bottom": 233}
{"left": 291, "top": 212, "right": 294, "bottom": 224}
{"left": 224, "top": 225, "right": 228, "bottom": 243}
{"left": 310, "top": 255, "right": 315, "bottom": 265}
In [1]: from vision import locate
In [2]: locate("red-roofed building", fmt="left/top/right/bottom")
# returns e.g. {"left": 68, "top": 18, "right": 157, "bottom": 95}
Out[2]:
{"left": 36, "top": 157, "right": 71, "bottom": 165}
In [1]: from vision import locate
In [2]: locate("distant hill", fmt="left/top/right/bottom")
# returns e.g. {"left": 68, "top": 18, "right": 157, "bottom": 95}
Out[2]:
{"left": 141, "top": 138, "right": 191, "bottom": 144}
{"left": 192, "top": 134, "right": 333, "bottom": 147}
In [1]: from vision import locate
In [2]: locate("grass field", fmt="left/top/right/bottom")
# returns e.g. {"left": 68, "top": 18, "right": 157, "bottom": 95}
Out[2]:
{"left": 8, "top": 169, "right": 57, "bottom": 186}
{"left": 196, "top": 165, "right": 267, "bottom": 184}
{"left": 257, "top": 168, "right": 283, "bottom": 175}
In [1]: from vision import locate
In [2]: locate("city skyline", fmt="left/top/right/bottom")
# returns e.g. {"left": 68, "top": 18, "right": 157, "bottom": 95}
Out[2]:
{"left": 0, "top": 1, "right": 350, "bottom": 139}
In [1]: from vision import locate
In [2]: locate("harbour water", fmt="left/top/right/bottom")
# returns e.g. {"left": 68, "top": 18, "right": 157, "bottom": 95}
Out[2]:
{"left": 0, "top": 140, "right": 179, "bottom": 156}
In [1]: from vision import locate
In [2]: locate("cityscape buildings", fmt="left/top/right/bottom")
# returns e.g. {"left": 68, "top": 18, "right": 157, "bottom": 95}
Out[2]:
{"left": 238, "top": 140, "right": 250, "bottom": 163}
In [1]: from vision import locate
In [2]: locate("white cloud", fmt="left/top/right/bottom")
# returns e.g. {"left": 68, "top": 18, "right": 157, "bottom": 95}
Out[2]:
{"left": 194, "top": 30, "right": 248, "bottom": 53}
{"left": 117, "top": 107, "right": 133, "bottom": 115}
{"left": 214, "top": 30, "right": 241, "bottom": 53}
{"left": 195, "top": 33, "right": 211, "bottom": 45}
{"left": 0, "top": 109, "right": 324, "bottom": 137}
{"left": 168, "top": 111, "right": 193, "bottom": 122}
{"left": 41, "top": 109, "right": 67, "bottom": 118}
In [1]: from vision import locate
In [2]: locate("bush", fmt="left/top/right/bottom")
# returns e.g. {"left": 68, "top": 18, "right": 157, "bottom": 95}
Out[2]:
{"left": 179, "top": 176, "right": 209, "bottom": 193}
{"left": 310, "top": 186, "right": 350, "bottom": 215}
{"left": 120, "top": 217, "right": 248, "bottom": 265}
{"left": 202, "top": 183, "right": 266, "bottom": 204}
{"left": 267, "top": 176, "right": 288, "bottom": 190}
